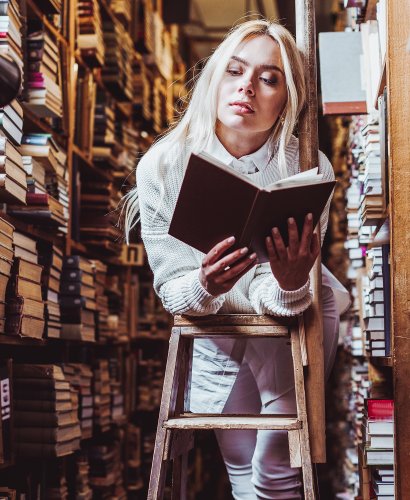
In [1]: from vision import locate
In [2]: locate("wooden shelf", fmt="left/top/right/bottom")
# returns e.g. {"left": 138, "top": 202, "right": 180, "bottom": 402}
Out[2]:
{"left": 22, "top": 104, "right": 68, "bottom": 147}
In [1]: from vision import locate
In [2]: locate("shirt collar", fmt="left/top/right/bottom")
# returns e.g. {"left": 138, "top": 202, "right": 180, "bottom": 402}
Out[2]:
{"left": 204, "top": 134, "right": 272, "bottom": 174}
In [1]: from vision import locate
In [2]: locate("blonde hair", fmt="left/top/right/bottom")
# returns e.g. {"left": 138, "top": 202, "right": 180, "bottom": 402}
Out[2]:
{"left": 122, "top": 18, "right": 306, "bottom": 241}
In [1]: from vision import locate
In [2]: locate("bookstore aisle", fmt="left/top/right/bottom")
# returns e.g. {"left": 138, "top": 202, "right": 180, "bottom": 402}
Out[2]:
{"left": 0, "top": 0, "right": 408, "bottom": 499}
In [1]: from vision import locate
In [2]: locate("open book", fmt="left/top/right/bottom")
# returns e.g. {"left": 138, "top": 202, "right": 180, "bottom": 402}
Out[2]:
{"left": 169, "top": 152, "right": 336, "bottom": 263}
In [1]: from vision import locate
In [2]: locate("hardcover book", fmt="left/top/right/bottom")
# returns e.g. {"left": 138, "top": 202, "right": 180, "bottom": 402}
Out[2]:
{"left": 169, "top": 152, "right": 335, "bottom": 263}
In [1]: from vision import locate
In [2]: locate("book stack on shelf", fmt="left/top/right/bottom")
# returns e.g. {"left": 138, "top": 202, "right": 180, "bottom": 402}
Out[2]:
{"left": 0, "top": 134, "right": 26, "bottom": 205}
{"left": 5, "top": 233, "right": 45, "bottom": 339}
{"left": 62, "top": 364, "right": 94, "bottom": 440}
{"left": 101, "top": 19, "right": 133, "bottom": 101}
{"left": 0, "top": 0, "right": 23, "bottom": 70}
{"left": 87, "top": 438, "right": 126, "bottom": 498}
{"left": 79, "top": 179, "right": 122, "bottom": 254}
{"left": 126, "top": 424, "right": 143, "bottom": 493}
{"left": 0, "top": 218, "right": 14, "bottom": 333}
{"left": 38, "top": 242, "right": 62, "bottom": 339}
{"left": 14, "top": 133, "right": 68, "bottom": 229}
{"left": 42, "top": 461, "right": 68, "bottom": 499}
{"left": 90, "top": 260, "right": 110, "bottom": 340}
{"left": 136, "top": 348, "right": 163, "bottom": 412}
{"left": 93, "top": 359, "right": 111, "bottom": 432}
{"left": 74, "top": 452, "right": 93, "bottom": 500}
{"left": 92, "top": 90, "right": 115, "bottom": 163}
{"left": 25, "top": 21, "right": 62, "bottom": 119}
{"left": 105, "top": 272, "right": 128, "bottom": 342}
{"left": 108, "top": 357, "right": 125, "bottom": 424}
{"left": 77, "top": 0, "right": 105, "bottom": 67}
{"left": 110, "top": 0, "right": 132, "bottom": 26}
{"left": 60, "top": 255, "right": 96, "bottom": 342}
{"left": 13, "top": 364, "right": 81, "bottom": 458}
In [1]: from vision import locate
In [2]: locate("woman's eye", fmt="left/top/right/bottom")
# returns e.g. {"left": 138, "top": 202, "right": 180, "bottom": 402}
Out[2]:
{"left": 260, "top": 76, "right": 278, "bottom": 85}
{"left": 226, "top": 67, "right": 242, "bottom": 75}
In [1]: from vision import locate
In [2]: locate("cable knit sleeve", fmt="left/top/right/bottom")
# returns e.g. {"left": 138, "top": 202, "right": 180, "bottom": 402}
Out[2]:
{"left": 248, "top": 149, "right": 335, "bottom": 317}
{"left": 136, "top": 144, "right": 226, "bottom": 316}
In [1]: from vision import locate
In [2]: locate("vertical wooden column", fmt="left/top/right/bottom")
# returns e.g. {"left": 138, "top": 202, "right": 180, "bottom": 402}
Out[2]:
{"left": 295, "top": 0, "right": 326, "bottom": 463}
{"left": 387, "top": 1, "right": 410, "bottom": 497}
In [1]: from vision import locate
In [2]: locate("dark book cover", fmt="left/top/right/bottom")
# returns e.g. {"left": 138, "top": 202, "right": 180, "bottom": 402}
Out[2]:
{"left": 169, "top": 152, "right": 335, "bottom": 263}
{"left": 382, "top": 244, "right": 391, "bottom": 356}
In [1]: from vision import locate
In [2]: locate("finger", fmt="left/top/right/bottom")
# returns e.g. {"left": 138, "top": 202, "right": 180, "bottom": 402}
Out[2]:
{"left": 203, "top": 236, "right": 235, "bottom": 267}
{"left": 208, "top": 246, "right": 249, "bottom": 276}
{"left": 215, "top": 253, "right": 257, "bottom": 283}
{"left": 266, "top": 236, "right": 278, "bottom": 263}
{"left": 221, "top": 254, "right": 258, "bottom": 286}
{"left": 271, "top": 227, "right": 287, "bottom": 260}
{"left": 310, "top": 233, "right": 320, "bottom": 259}
{"left": 299, "top": 213, "right": 313, "bottom": 255}
{"left": 287, "top": 217, "right": 299, "bottom": 257}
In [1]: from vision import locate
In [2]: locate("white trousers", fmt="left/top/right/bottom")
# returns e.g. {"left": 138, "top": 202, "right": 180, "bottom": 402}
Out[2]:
{"left": 214, "top": 287, "right": 339, "bottom": 499}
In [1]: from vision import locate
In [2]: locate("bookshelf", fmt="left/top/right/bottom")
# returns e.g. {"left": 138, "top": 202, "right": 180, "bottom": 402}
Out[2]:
{"left": 319, "top": 0, "right": 409, "bottom": 497}
{"left": 0, "top": 0, "right": 187, "bottom": 496}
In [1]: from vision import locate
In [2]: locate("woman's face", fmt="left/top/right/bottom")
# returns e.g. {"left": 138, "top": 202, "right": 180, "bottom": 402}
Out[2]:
{"left": 216, "top": 35, "right": 288, "bottom": 142}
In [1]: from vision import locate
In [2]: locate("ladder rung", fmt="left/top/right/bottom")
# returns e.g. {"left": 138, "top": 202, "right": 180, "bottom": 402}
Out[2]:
{"left": 164, "top": 416, "right": 301, "bottom": 430}
{"left": 179, "top": 325, "right": 289, "bottom": 337}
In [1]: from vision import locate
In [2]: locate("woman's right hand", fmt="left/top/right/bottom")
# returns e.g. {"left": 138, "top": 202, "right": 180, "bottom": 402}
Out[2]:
{"left": 199, "top": 236, "right": 257, "bottom": 296}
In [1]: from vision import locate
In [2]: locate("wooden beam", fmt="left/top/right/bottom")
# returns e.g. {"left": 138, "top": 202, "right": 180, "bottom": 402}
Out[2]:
{"left": 295, "top": 0, "right": 326, "bottom": 464}
{"left": 386, "top": 1, "right": 410, "bottom": 497}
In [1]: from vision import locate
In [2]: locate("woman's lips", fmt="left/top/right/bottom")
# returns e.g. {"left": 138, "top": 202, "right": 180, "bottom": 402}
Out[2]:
{"left": 230, "top": 102, "right": 255, "bottom": 114}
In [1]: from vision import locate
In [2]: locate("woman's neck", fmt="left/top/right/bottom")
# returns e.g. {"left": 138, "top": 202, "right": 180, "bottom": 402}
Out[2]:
{"left": 215, "top": 123, "right": 270, "bottom": 159}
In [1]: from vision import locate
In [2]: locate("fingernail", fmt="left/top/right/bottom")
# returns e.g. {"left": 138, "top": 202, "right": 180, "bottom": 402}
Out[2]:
{"left": 240, "top": 247, "right": 248, "bottom": 255}
{"left": 288, "top": 217, "right": 294, "bottom": 224}
{"left": 228, "top": 236, "right": 235, "bottom": 243}
{"left": 273, "top": 227, "right": 279, "bottom": 235}
{"left": 307, "top": 213, "right": 312, "bottom": 221}
{"left": 249, "top": 253, "right": 257, "bottom": 259}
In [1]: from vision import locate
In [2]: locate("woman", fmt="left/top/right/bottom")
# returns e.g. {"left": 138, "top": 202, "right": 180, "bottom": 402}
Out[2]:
{"left": 124, "top": 19, "right": 349, "bottom": 500}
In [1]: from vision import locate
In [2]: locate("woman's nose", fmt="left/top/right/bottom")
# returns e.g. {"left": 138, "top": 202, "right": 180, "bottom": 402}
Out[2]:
{"left": 239, "top": 78, "right": 255, "bottom": 95}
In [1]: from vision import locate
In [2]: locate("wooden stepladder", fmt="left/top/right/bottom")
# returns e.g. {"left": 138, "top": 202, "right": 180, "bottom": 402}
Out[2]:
{"left": 147, "top": 314, "right": 316, "bottom": 500}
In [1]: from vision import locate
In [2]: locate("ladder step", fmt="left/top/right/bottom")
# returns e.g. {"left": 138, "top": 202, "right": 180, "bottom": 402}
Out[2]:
{"left": 164, "top": 416, "right": 301, "bottom": 430}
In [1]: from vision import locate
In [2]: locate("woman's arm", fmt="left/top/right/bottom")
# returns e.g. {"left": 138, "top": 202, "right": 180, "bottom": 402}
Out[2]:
{"left": 137, "top": 147, "right": 226, "bottom": 316}
{"left": 248, "top": 150, "right": 335, "bottom": 316}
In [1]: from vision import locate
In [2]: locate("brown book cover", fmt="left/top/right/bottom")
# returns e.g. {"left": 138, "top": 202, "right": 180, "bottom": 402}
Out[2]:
{"left": 0, "top": 257, "right": 12, "bottom": 276}
{"left": 13, "top": 364, "right": 65, "bottom": 380}
{"left": 14, "top": 387, "right": 71, "bottom": 401}
{"left": 6, "top": 296, "right": 44, "bottom": 319}
{"left": 5, "top": 315, "right": 44, "bottom": 338}
{"left": 14, "top": 398, "right": 71, "bottom": 412}
{"left": 14, "top": 437, "right": 80, "bottom": 457}
{"left": 169, "top": 152, "right": 336, "bottom": 263}
{"left": 12, "top": 257, "right": 43, "bottom": 283}
{"left": 14, "top": 423, "right": 81, "bottom": 443}
{"left": 7, "top": 276, "right": 43, "bottom": 301}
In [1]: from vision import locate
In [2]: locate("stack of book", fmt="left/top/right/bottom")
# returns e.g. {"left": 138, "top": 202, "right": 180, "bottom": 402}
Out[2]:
{"left": 25, "top": 20, "right": 62, "bottom": 118}
{"left": 0, "top": 0, "right": 24, "bottom": 78}
{"left": 91, "top": 91, "right": 115, "bottom": 163}
{"left": 13, "top": 133, "right": 68, "bottom": 228}
{"left": 0, "top": 106, "right": 26, "bottom": 204}
{"left": 126, "top": 424, "right": 143, "bottom": 493}
{"left": 358, "top": 120, "right": 384, "bottom": 225}
{"left": 106, "top": 273, "right": 127, "bottom": 342}
{"left": 110, "top": 0, "right": 132, "bottom": 25}
{"left": 13, "top": 364, "right": 81, "bottom": 457}
{"left": 101, "top": 19, "right": 133, "bottom": 101}
{"left": 60, "top": 255, "right": 96, "bottom": 341}
{"left": 362, "top": 246, "right": 387, "bottom": 357}
{"left": 88, "top": 443, "right": 116, "bottom": 493}
{"left": 108, "top": 357, "right": 124, "bottom": 423}
{"left": 74, "top": 452, "right": 93, "bottom": 499}
{"left": 77, "top": 0, "right": 105, "bottom": 67}
{"left": 79, "top": 179, "right": 122, "bottom": 254}
{"left": 136, "top": 350, "right": 163, "bottom": 411}
{"left": 38, "top": 242, "right": 62, "bottom": 338}
{"left": 42, "top": 461, "right": 69, "bottom": 499}
{"left": 371, "top": 467, "right": 394, "bottom": 499}
{"left": 64, "top": 363, "right": 94, "bottom": 439}
{"left": 0, "top": 217, "right": 14, "bottom": 333}
{"left": 93, "top": 360, "right": 111, "bottom": 432}
{"left": 363, "top": 399, "right": 394, "bottom": 468}
{"left": 5, "top": 232, "right": 45, "bottom": 339}
{"left": 111, "top": 436, "right": 127, "bottom": 499}
{"left": 90, "top": 260, "right": 111, "bottom": 341}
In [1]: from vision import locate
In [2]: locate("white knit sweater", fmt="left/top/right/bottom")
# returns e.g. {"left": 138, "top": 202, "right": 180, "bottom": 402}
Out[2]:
{"left": 136, "top": 134, "right": 335, "bottom": 318}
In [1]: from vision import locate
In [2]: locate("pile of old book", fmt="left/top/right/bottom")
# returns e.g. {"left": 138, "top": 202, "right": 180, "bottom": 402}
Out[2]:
{"left": 13, "top": 364, "right": 81, "bottom": 457}
{"left": 60, "top": 255, "right": 96, "bottom": 341}
{"left": 5, "top": 232, "right": 45, "bottom": 339}
{"left": 77, "top": 0, "right": 105, "bottom": 67}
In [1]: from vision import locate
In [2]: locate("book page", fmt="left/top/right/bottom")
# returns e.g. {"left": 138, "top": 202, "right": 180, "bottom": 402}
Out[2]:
{"left": 265, "top": 167, "right": 323, "bottom": 191}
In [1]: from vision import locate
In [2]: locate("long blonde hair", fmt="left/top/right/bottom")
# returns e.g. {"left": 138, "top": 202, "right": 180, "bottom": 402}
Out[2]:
{"left": 122, "top": 18, "right": 306, "bottom": 241}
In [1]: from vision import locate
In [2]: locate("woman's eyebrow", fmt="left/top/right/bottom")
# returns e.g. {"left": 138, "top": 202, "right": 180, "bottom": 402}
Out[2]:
{"left": 230, "top": 56, "right": 284, "bottom": 75}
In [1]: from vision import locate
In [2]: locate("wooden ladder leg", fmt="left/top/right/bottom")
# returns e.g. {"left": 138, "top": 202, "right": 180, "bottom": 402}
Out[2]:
{"left": 290, "top": 324, "right": 315, "bottom": 500}
{"left": 148, "top": 327, "right": 185, "bottom": 500}
{"left": 171, "top": 336, "right": 194, "bottom": 500}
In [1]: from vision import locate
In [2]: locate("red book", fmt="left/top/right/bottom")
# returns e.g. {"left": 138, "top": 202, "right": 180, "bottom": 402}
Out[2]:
{"left": 366, "top": 399, "right": 394, "bottom": 420}
{"left": 26, "top": 192, "right": 49, "bottom": 205}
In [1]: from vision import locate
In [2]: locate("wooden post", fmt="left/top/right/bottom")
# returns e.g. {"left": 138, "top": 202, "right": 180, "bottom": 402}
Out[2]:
{"left": 386, "top": 1, "right": 410, "bottom": 497}
{"left": 295, "top": 0, "right": 326, "bottom": 463}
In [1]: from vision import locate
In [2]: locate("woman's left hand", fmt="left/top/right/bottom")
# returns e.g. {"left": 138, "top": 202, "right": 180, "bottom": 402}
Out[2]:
{"left": 265, "top": 213, "right": 320, "bottom": 291}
